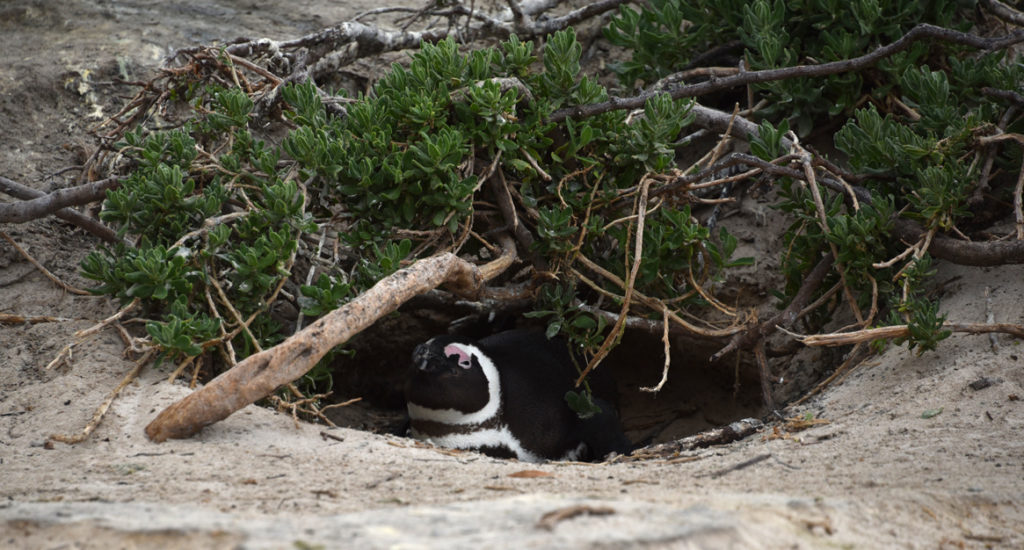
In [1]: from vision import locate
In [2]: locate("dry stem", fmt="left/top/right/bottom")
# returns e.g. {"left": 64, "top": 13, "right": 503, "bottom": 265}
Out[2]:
{"left": 575, "top": 175, "right": 651, "bottom": 386}
{"left": 1, "top": 232, "right": 90, "bottom": 295}
{"left": 639, "top": 305, "right": 672, "bottom": 393}
{"left": 798, "top": 322, "right": 1024, "bottom": 346}
{"left": 50, "top": 348, "right": 155, "bottom": 445}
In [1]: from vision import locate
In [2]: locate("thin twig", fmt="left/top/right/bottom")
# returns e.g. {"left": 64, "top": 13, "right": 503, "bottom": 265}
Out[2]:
{"left": 709, "top": 453, "right": 771, "bottom": 479}
{"left": 1015, "top": 157, "right": 1024, "bottom": 240}
{"left": 0, "top": 313, "right": 78, "bottom": 324}
{"left": 536, "top": 505, "right": 616, "bottom": 531}
{"left": 574, "top": 254, "right": 742, "bottom": 338}
{"left": 49, "top": 348, "right": 155, "bottom": 444}
{"left": 796, "top": 146, "right": 864, "bottom": 325}
{"left": 74, "top": 298, "right": 141, "bottom": 340}
{"left": 985, "top": 286, "right": 1000, "bottom": 352}
{"left": 873, "top": 241, "right": 919, "bottom": 269}
{"left": 798, "top": 321, "right": 1024, "bottom": 346}
{"left": 640, "top": 306, "right": 672, "bottom": 393}
{"left": 576, "top": 175, "right": 652, "bottom": 386}
{"left": 1, "top": 232, "right": 90, "bottom": 295}
{"left": 167, "top": 356, "right": 196, "bottom": 384}
{"left": 45, "top": 298, "right": 142, "bottom": 371}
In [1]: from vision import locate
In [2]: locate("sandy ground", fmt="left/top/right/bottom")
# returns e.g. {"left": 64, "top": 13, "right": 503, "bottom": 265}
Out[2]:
{"left": 2, "top": 1, "right": 1023, "bottom": 548}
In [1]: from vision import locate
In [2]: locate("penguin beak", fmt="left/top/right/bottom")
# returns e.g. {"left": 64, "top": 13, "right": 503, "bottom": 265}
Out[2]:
{"left": 412, "top": 343, "right": 447, "bottom": 373}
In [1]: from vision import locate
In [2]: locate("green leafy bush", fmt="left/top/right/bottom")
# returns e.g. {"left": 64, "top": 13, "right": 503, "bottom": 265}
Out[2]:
{"left": 605, "top": 0, "right": 971, "bottom": 133}
{"left": 82, "top": 2, "right": 1024, "bottom": 408}
{"left": 83, "top": 30, "right": 745, "bottom": 394}
{"left": 608, "top": 0, "right": 1023, "bottom": 353}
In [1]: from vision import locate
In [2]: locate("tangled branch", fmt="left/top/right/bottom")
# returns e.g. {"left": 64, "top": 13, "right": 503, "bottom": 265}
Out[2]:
{"left": 145, "top": 235, "right": 516, "bottom": 442}
{"left": 551, "top": 23, "right": 1024, "bottom": 123}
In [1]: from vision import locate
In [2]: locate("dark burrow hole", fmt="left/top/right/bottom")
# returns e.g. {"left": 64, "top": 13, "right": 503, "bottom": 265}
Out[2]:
{"left": 316, "top": 301, "right": 829, "bottom": 460}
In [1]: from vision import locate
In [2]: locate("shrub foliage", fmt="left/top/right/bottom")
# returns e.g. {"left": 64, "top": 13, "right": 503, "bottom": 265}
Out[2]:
{"left": 81, "top": 1, "right": 1024, "bottom": 408}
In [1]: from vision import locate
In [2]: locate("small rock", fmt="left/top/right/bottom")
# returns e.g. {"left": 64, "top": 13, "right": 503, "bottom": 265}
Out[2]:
{"left": 968, "top": 377, "right": 1002, "bottom": 391}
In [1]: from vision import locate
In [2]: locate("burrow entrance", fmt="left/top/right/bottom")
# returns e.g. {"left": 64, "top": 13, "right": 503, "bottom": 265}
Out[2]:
{"left": 315, "top": 302, "right": 833, "bottom": 454}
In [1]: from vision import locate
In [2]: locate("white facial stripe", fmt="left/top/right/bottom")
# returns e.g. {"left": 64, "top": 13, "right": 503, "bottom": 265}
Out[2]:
{"left": 407, "top": 343, "right": 501, "bottom": 425}
{"left": 411, "top": 425, "right": 543, "bottom": 463}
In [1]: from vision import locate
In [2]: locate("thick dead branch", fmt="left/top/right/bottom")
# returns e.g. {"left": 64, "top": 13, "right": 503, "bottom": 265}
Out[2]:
{"left": 0, "top": 176, "right": 120, "bottom": 224}
{"left": 0, "top": 176, "right": 120, "bottom": 243}
{"left": 799, "top": 322, "right": 1024, "bottom": 347}
{"left": 487, "top": 168, "right": 548, "bottom": 271}
{"left": 225, "top": 21, "right": 446, "bottom": 65}
{"left": 892, "top": 218, "right": 1024, "bottom": 266}
{"left": 145, "top": 235, "right": 516, "bottom": 442}
{"left": 221, "top": 1, "right": 624, "bottom": 88}
{"left": 524, "top": 0, "right": 628, "bottom": 37}
{"left": 981, "top": 86, "right": 1024, "bottom": 107}
{"left": 981, "top": 0, "right": 1024, "bottom": 26}
{"left": 688, "top": 104, "right": 794, "bottom": 151}
{"left": 617, "top": 418, "right": 764, "bottom": 462}
{"left": 551, "top": 24, "right": 1024, "bottom": 123}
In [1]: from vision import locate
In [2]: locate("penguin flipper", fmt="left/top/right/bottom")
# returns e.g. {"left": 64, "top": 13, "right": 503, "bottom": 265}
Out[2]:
{"left": 391, "top": 416, "right": 411, "bottom": 437}
{"left": 578, "top": 397, "right": 633, "bottom": 460}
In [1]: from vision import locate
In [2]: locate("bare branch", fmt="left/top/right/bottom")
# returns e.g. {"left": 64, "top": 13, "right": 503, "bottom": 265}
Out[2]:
{"left": 488, "top": 168, "right": 548, "bottom": 271}
{"left": 892, "top": 218, "right": 1024, "bottom": 266}
{"left": 551, "top": 24, "right": 1024, "bottom": 123}
{"left": 525, "top": 0, "right": 629, "bottom": 37}
{"left": 222, "top": 1, "right": 625, "bottom": 86}
{"left": 980, "top": 0, "right": 1024, "bottom": 26}
{"left": 799, "top": 322, "right": 1024, "bottom": 347}
{"left": 0, "top": 176, "right": 121, "bottom": 243}
{"left": 981, "top": 86, "right": 1024, "bottom": 107}
{"left": 0, "top": 176, "right": 121, "bottom": 224}
{"left": 226, "top": 21, "right": 446, "bottom": 61}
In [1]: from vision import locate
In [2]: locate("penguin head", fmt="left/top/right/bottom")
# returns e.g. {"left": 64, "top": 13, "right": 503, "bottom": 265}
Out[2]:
{"left": 405, "top": 336, "right": 502, "bottom": 424}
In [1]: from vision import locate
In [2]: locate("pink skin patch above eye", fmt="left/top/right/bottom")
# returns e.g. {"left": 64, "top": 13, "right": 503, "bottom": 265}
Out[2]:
{"left": 444, "top": 343, "right": 473, "bottom": 369}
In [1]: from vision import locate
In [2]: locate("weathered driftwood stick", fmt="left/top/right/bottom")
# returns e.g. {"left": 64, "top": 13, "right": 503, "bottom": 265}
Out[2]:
{"left": 799, "top": 321, "right": 1024, "bottom": 347}
{"left": 145, "top": 237, "right": 515, "bottom": 442}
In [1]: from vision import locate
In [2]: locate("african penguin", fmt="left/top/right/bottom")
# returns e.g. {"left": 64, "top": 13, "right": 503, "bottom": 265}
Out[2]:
{"left": 404, "top": 328, "right": 632, "bottom": 462}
